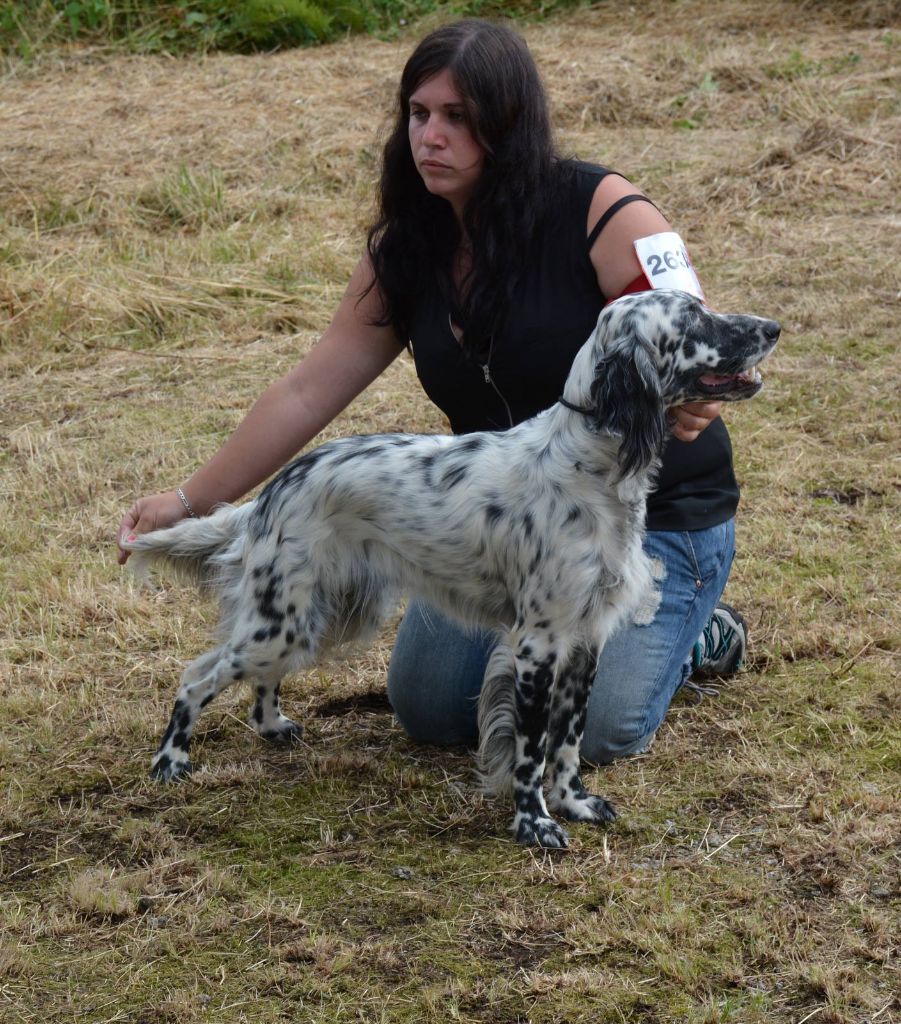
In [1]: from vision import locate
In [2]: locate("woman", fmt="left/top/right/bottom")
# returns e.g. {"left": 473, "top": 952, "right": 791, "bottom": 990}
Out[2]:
{"left": 118, "top": 19, "right": 746, "bottom": 763}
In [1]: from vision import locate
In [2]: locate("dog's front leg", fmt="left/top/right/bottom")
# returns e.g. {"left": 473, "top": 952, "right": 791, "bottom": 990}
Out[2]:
{"left": 510, "top": 633, "right": 569, "bottom": 848}
{"left": 545, "top": 645, "right": 617, "bottom": 825}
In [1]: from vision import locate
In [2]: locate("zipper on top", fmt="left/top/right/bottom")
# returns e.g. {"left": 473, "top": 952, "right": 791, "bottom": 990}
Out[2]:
{"left": 449, "top": 313, "right": 513, "bottom": 428}
{"left": 481, "top": 360, "right": 514, "bottom": 428}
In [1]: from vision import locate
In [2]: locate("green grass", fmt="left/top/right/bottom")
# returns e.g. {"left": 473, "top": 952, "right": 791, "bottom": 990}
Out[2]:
{"left": 1, "top": 1, "right": 899, "bottom": 1021}
{"left": 1, "top": 0, "right": 591, "bottom": 57}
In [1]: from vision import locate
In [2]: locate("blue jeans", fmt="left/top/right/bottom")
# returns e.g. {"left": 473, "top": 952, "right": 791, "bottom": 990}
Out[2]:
{"left": 386, "top": 519, "right": 735, "bottom": 763}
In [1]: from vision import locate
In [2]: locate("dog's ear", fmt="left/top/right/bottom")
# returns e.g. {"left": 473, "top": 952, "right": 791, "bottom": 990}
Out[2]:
{"left": 589, "top": 342, "right": 667, "bottom": 477}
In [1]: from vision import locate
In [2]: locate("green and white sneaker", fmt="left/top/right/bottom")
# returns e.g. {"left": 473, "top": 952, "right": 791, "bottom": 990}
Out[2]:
{"left": 692, "top": 603, "right": 747, "bottom": 678}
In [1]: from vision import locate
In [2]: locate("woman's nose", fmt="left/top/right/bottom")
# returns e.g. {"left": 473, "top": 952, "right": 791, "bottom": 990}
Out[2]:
{"left": 422, "top": 117, "right": 443, "bottom": 146}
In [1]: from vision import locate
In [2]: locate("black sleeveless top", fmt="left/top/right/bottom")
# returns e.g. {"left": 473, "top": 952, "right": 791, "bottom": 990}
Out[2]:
{"left": 407, "top": 160, "right": 739, "bottom": 532}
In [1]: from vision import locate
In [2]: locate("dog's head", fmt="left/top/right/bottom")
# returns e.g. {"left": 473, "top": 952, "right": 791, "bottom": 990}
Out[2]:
{"left": 565, "top": 289, "right": 780, "bottom": 477}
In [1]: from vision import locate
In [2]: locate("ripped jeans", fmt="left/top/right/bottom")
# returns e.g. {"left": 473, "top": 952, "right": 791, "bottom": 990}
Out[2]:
{"left": 386, "top": 519, "right": 735, "bottom": 764}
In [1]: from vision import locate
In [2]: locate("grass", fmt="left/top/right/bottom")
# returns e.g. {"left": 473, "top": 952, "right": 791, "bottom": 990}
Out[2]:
{"left": 0, "top": 0, "right": 592, "bottom": 58}
{"left": 1, "top": 0, "right": 899, "bottom": 1021}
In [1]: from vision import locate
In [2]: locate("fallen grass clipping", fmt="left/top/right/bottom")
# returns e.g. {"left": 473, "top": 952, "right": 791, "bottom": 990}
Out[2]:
{"left": 0, "top": 1, "right": 899, "bottom": 1021}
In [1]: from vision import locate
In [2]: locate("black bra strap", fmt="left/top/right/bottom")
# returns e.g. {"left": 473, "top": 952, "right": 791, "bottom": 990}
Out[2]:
{"left": 587, "top": 194, "right": 658, "bottom": 251}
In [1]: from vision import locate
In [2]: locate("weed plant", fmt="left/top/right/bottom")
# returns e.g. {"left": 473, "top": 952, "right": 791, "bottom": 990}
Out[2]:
{"left": 1, "top": 0, "right": 589, "bottom": 56}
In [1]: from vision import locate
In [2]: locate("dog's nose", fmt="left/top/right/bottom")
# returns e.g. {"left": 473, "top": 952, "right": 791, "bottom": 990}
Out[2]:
{"left": 762, "top": 320, "right": 781, "bottom": 343}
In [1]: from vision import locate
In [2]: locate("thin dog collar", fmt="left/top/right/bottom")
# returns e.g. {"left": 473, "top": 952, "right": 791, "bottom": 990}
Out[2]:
{"left": 558, "top": 396, "right": 594, "bottom": 416}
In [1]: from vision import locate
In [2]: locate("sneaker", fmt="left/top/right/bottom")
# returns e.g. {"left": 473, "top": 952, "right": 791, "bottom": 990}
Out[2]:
{"left": 692, "top": 603, "right": 747, "bottom": 678}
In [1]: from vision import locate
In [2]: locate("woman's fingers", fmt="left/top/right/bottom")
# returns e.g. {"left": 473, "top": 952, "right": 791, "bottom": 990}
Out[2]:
{"left": 115, "top": 492, "right": 185, "bottom": 565}
{"left": 669, "top": 401, "right": 722, "bottom": 443}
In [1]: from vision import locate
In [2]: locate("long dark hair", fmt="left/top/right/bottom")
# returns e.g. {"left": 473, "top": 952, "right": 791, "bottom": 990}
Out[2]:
{"left": 366, "top": 19, "right": 558, "bottom": 358}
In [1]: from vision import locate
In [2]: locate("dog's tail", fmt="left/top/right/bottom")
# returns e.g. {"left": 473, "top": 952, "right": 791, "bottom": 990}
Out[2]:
{"left": 121, "top": 502, "right": 255, "bottom": 588}
{"left": 476, "top": 638, "right": 517, "bottom": 795}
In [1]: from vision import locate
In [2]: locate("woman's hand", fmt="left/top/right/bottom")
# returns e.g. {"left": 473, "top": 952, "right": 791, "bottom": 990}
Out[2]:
{"left": 116, "top": 491, "right": 188, "bottom": 565}
{"left": 669, "top": 400, "right": 722, "bottom": 443}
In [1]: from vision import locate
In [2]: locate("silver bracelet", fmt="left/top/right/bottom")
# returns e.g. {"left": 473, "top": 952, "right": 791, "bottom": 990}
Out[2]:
{"left": 175, "top": 486, "right": 198, "bottom": 519}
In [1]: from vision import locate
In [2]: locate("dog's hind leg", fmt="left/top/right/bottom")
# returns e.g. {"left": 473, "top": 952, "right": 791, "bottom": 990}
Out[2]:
{"left": 248, "top": 678, "right": 302, "bottom": 744}
{"left": 545, "top": 645, "right": 617, "bottom": 826}
{"left": 150, "top": 645, "right": 241, "bottom": 781}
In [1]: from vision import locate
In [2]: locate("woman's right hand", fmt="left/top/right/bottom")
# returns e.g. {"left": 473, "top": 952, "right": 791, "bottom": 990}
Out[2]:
{"left": 116, "top": 490, "right": 188, "bottom": 565}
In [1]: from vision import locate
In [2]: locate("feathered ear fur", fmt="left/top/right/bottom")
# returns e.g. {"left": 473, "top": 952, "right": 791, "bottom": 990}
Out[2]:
{"left": 589, "top": 341, "right": 667, "bottom": 478}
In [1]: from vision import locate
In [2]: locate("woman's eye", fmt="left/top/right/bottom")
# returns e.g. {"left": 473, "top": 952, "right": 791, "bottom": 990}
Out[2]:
{"left": 410, "top": 108, "right": 428, "bottom": 121}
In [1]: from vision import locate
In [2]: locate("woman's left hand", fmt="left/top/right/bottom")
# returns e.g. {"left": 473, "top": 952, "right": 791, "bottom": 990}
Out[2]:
{"left": 669, "top": 401, "right": 722, "bottom": 442}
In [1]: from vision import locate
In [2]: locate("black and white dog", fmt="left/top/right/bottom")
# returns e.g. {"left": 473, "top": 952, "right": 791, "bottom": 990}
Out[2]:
{"left": 123, "top": 290, "right": 779, "bottom": 848}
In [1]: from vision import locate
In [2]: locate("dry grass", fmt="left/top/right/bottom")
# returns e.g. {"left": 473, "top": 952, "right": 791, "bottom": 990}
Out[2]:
{"left": 1, "top": 2, "right": 899, "bottom": 1021}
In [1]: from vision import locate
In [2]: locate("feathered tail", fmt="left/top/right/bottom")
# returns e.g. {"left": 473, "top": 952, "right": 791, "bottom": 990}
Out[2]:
{"left": 121, "top": 502, "right": 255, "bottom": 588}
{"left": 476, "top": 638, "right": 517, "bottom": 795}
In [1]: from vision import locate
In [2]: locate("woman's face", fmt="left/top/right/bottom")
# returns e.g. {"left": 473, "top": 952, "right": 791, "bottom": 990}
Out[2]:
{"left": 408, "top": 69, "right": 486, "bottom": 219}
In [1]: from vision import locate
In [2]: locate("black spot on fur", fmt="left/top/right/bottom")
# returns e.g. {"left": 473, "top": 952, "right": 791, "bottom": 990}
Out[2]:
{"left": 158, "top": 719, "right": 175, "bottom": 749}
{"left": 440, "top": 462, "right": 468, "bottom": 489}
{"left": 255, "top": 573, "right": 285, "bottom": 624}
{"left": 330, "top": 440, "right": 382, "bottom": 467}
{"left": 253, "top": 447, "right": 327, "bottom": 527}
{"left": 485, "top": 503, "right": 504, "bottom": 524}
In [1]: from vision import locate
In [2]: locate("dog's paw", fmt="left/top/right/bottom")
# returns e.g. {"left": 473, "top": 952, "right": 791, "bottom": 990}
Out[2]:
{"left": 149, "top": 752, "right": 193, "bottom": 782}
{"left": 513, "top": 813, "right": 570, "bottom": 849}
{"left": 260, "top": 719, "right": 303, "bottom": 744}
{"left": 552, "top": 792, "right": 617, "bottom": 824}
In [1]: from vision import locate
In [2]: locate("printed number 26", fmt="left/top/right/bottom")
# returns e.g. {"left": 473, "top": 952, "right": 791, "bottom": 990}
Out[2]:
{"left": 646, "top": 249, "right": 690, "bottom": 275}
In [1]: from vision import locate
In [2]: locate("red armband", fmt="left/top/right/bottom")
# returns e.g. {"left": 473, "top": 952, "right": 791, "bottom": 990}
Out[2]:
{"left": 605, "top": 274, "right": 650, "bottom": 306}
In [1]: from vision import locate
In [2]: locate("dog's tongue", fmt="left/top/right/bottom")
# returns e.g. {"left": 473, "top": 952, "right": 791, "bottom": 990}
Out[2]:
{"left": 699, "top": 373, "right": 738, "bottom": 386}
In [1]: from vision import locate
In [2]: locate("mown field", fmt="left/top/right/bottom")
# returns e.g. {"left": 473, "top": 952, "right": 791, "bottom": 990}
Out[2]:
{"left": 1, "top": 1, "right": 898, "bottom": 1021}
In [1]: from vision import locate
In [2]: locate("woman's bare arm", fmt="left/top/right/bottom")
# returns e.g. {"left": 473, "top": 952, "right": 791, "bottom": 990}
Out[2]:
{"left": 117, "top": 257, "right": 404, "bottom": 562}
{"left": 586, "top": 175, "right": 722, "bottom": 443}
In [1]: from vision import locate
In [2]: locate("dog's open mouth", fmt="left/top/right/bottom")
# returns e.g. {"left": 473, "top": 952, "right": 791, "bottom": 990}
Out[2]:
{"left": 697, "top": 366, "right": 763, "bottom": 397}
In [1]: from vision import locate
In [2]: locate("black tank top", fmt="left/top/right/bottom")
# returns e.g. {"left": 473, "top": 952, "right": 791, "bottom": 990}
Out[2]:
{"left": 407, "top": 160, "right": 739, "bottom": 532}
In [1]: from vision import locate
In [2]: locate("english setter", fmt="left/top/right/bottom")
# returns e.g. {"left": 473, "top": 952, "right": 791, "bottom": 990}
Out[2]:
{"left": 123, "top": 290, "right": 779, "bottom": 848}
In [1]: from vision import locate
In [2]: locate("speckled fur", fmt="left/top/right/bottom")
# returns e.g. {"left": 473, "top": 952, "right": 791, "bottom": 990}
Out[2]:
{"left": 124, "top": 291, "right": 778, "bottom": 847}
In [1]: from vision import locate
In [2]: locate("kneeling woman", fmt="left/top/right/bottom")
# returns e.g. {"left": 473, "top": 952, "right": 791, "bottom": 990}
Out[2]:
{"left": 118, "top": 19, "right": 747, "bottom": 763}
